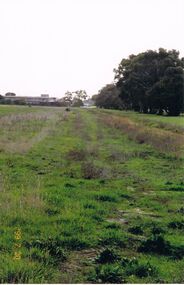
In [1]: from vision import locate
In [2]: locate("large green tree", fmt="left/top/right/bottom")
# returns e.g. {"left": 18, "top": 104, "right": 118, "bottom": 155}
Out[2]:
{"left": 114, "top": 48, "right": 184, "bottom": 116}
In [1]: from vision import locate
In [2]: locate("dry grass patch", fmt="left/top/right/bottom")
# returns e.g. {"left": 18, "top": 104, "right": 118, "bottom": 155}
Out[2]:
{"left": 81, "top": 161, "right": 111, "bottom": 179}
{"left": 0, "top": 111, "right": 61, "bottom": 153}
{"left": 67, "top": 149, "right": 87, "bottom": 161}
{"left": 101, "top": 115, "right": 184, "bottom": 154}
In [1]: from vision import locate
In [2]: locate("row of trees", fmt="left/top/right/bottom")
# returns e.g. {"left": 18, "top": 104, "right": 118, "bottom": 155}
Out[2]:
{"left": 94, "top": 48, "right": 184, "bottom": 116}
{"left": 59, "top": 90, "right": 88, "bottom": 107}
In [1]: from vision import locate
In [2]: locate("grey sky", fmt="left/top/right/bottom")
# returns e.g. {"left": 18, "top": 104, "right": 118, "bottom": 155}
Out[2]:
{"left": 0, "top": 0, "right": 183, "bottom": 98}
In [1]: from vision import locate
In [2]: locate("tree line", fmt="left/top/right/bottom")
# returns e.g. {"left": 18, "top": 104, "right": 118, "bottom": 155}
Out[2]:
{"left": 59, "top": 90, "right": 88, "bottom": 107}
{"left": 93, "top": 48, "right": 184, "bottom": 116}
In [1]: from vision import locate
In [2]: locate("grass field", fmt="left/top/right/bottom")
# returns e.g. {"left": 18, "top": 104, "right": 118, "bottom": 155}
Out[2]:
{"left": 0, "top": 105, "right": 184, "bottom": 283}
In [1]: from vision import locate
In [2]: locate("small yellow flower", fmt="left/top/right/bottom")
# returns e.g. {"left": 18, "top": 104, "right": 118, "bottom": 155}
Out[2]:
{"left": 15, "top": 243, "right": 21, "bottom": 248}
{"left": 13, "top": 251, "right": 22, "bottom": 260}
{"left": 14, "top": 229, "right": 22, "bottom": 240}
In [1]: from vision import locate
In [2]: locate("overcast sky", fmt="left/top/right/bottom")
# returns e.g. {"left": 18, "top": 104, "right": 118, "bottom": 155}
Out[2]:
{"left": 0, "top": 0, "right": 183, "bottom": 98}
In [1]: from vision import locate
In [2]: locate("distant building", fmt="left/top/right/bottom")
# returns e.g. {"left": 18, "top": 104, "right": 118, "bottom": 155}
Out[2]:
{"left": 2, "top": 94, "right": 57, "bottom": 105}
{"left": 82, "top": 99, "right": 95, "bottom": 108}
{"left": 5, "top": 92, "right": 16, "bottom": 97}
{"left": 41, "top": 94, "right": 49, "bottom": 98}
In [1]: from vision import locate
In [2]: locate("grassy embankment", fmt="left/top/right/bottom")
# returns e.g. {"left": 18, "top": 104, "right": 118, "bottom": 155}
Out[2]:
{"left": 0, "top": 105, "right": 183, "bottom": 283}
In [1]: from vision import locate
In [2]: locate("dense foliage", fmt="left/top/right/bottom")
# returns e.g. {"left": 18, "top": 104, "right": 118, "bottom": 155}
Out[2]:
{"left": 94, "top": 48, "right": 184, "bottom": 116}
{"left": 59, "top": 90, "right": 87, "bottom": 107}
{"left": 115, "top": 48, "right": 184, "bottom": 116}
{"left": 93, "top": 84, "right": 124, "bottom": 110}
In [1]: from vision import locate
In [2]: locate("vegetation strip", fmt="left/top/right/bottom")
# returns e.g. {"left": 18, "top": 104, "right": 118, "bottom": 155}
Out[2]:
{"left": 0, "top": 105, "right": 184, "bottom": 283}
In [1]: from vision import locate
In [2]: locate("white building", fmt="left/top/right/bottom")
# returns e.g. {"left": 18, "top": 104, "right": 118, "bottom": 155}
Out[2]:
{"left": 3, "top": 94, "right": 57, "bottom": 105}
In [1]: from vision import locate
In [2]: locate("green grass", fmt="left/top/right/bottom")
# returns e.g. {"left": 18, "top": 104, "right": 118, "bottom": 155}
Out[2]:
{"left": 100, "top": 109, "right": 184, "bottom": 127}
{"left": 0, "top": 105, "right": 184, "bottom": 283}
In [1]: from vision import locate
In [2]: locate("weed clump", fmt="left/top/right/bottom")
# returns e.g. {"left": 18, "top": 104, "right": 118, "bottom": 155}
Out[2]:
{"left": 121, "top": 257, "right": 158, "bottom": 278}
{"left": 177, "top": 207, "right": 184, "bottom": 215}
{"left": 61, "top": 236, "right": 90, "bottom": 250}
{"left": 168, "top": 186, "right": 184, "bottom": 191}
{"left": 151, "top": 225, "right": 166, "bottom": 235}
{"left": 98, "top": 230, "right": 126, "bottom": 247}
{"left": 96, "top": 247, "right": 121, "bottom": 264}
{"left": 95, "top": 194, "right": 118, "bottom": 202}
{"left": 128, "top": 225, "right": 144, "bottom": 235}
{"left": 25, "top": 237, "right": 67, "bottom": 263}
{"left": 64, "top": 183, "right": 76, "bottom": 188}
{"left": 29, "top": 247, "right": 51, "bottom": 264}
{"left": 81, "top": 161, "right": 110, "bottom": 179}
{"left": 67, "top": 149, "right": 86, "bottom": 161}
{"left": 139, "top": 231, "right": 184, "bottom": 259}
{"left": 83, "top": 203, "right": 97, "bottom": 209}
{"left": 168, "top": 220, "right": 184, "bottom": 230}
{"left": 0, "top": 257, "right": 56, "bottom": 283}
{"left": 139, "top": 235, "right": 170, "bottom": 255}
{"left": 89, "top": 256, "right": 158, "bottom": 283}
{"left": 44, "top": 207, "right": 60, "bottom": 216}
{"left": 88, "top": 264, "right": 125, "bottom": 283}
